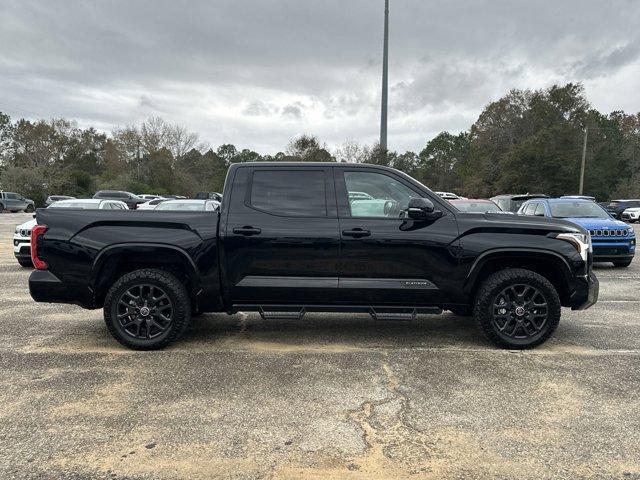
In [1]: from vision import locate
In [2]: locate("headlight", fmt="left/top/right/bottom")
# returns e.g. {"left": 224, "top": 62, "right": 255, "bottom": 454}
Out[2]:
{"left": 554, "top": 232, "right": 591, "bottom": 262}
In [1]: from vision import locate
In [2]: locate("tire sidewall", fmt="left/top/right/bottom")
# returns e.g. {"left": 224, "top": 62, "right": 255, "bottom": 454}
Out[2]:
{"left": 475, "top": 269, "right": 561, "bottom": 349}
{"left": 104, "top": 270, "right": 190, "bottom": 349}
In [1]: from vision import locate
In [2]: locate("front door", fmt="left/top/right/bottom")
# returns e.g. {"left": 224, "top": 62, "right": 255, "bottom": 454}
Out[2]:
{"left": 335, "top": 167, "right": 460, "bottom": 305}
{"left": 222, "top": 166, "right": 340, "bottom": 304}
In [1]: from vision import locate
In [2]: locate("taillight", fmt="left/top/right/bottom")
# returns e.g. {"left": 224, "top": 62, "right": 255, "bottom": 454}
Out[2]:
{"left": 31, "top": 224, "right": 48, "bottom": 270}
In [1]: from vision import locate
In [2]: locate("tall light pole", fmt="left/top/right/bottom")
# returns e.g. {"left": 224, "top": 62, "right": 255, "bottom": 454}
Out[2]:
{"left": 380, "top": 0, "right": 389, "bottom": 150}
{"left": 579, "top": 127, "right": 588, "bottom": 194}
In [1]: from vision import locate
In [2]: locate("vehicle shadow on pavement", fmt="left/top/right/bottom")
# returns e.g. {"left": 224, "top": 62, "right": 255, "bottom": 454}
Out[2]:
{"left": 178, "top": 312, "right": 486, "bottom": 351}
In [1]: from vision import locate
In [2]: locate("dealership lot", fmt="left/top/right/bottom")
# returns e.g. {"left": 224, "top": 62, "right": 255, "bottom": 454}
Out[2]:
{"left": 1, "top": 212, "right": 639, "bottom": 479}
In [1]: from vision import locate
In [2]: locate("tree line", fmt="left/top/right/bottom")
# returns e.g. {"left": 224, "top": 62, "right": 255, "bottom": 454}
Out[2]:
{"left": 1, "top": 83, "right": 638, "bottom": 206}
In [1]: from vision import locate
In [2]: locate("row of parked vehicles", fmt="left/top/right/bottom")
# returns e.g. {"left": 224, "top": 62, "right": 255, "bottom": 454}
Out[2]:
{"left": 12, "top": 191, "right": 221, "bottom": 267}
{"left": 433, "top": 192, "right": 636, "bottom": 268}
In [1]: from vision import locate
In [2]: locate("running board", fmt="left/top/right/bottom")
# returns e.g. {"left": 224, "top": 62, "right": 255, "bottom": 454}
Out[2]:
{"left": 234, "top": 304, "right": 442, "bottom": 320}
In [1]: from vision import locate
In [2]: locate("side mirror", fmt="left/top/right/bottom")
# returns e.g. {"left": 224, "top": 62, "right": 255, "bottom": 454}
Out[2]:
{"left": 407, "top": 197, "right": 442, "bottom": 221}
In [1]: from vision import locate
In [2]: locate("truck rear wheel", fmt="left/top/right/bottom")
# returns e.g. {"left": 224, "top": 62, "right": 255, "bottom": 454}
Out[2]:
{"left": 474, "top": 268, "right": 560, "bottom": 349}
{"left": 104, "top": 268, "right": 191, "bottom": 350}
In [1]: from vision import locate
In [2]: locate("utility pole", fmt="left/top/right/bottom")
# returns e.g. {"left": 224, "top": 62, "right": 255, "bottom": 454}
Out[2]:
{"left": 379, "top": 0, "right": 389, "bottom": 151}
{"left": 579, "top": 127, "right": 588, "bottom": 194}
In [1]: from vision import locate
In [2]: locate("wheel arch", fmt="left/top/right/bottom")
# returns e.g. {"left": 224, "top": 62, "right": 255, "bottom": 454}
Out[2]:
{"left": 465, "top": 249, "right": 574, "bottom": 305}
{"left": 91, "top": 243, "right": 200, "bottom": 307}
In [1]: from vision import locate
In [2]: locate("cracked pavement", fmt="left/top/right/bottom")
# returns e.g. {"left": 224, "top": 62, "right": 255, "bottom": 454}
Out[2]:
{"left": 1, "top": 212, "right": 639, "bottom": 479}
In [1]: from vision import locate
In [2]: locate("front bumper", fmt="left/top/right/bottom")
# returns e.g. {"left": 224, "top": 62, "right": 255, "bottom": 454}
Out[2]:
{"left": 569, "top": 271, "right": 599, "bottom": 311}
{"left": 13, "top": 236, "right": 30, "bottom": 254}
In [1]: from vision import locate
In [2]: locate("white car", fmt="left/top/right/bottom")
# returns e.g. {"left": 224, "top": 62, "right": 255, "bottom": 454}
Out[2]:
{"left": 622, "top": 207, "right": 640, "bottom": 223}
{"left": 13, "top": 218, "right": 37, "bottom": 267}
{"left": 155, "top": 199, "right": 220, "bottom": 211}
{"left": 12, "top": 199, "right": 128, "bottom": 268}
{"left": 138, "top": 198, "right": 169, "bottom": 210}
{"left": 138, "top": 194, "right": 163, "bottom": 201}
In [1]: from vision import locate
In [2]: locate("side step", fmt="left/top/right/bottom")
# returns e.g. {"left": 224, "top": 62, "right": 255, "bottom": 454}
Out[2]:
{"left": 369, "top": 307, "right": 417, "bottom": 322}
{"left": 258, "top": 306, "right": 306, "bottom": 321}
{"left": 234, "top": 304, "right": 442, "bottom": 321}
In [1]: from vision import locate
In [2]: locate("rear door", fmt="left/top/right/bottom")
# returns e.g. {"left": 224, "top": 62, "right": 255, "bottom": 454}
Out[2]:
{"left": 5, "top": 193, "right": 23, "bottom": 210}
{"left": 221, "top": 165, "right": 340, "bottom": 304}
{"left": 334, "top": 166, "right": 460, "bottom": 306}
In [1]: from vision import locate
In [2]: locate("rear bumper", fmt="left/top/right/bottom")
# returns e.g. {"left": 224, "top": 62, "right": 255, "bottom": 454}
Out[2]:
{"left": 569, "top": 271, "right": 599, "bottom": 311}
{"left": 29, "top": 270, "right": 78, "bottom": 304}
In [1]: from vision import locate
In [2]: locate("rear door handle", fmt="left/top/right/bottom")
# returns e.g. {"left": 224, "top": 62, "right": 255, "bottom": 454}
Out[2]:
{"left": 342, "top": 228, "right": 371, "bottom": 238}
{"left": 233, "top": 226, "right": 262, "bottom": 236}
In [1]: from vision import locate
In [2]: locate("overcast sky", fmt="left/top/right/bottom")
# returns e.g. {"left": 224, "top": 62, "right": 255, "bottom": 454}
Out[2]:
{"left": 2, "top": 0, "right": 639, "bottom": 153}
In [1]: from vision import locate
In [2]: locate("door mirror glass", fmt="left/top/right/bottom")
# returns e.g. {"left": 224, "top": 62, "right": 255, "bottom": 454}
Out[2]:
{"left": 407, "top": 197, "right": 442, "bottom": 220}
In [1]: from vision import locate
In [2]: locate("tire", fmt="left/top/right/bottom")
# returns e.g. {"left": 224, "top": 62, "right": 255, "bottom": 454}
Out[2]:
{"left": 613, "top": 259, "right": 632, "bottom": 268}
{"left": 104, "top": 268, "right": 191, "bottom": 350}
{"left": 474, "top": 268, "right": 561, "bottom": 349}
{"left": 0, "top": 203, "right": 4, "bottom": 213}
{"left": 17, "top": 258, "right": 33, "bottom": 268}
{"left": 25, "top": 204, "right": 34, "bottom": 213}
{"left": 449, "top": 306, "right": 472, "bottom": 316}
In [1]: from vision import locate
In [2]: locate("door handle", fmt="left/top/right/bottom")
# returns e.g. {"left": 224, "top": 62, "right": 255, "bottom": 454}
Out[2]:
{"left": 342, "top": 228, "right": 371, "bottom": 238}
{"left": 233, "top": 226, "right": 262, "bottom": 236}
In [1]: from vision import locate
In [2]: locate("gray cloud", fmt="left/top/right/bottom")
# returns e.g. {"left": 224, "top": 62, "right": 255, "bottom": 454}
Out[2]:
{"left": 281, "top": 102, "right": 304, "bottom": 119}
{"left": 1, "top": 0, "right": 640, "bottom": 153}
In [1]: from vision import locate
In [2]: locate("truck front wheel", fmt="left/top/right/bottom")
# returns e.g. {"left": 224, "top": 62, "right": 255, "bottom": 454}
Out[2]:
{"left": 104, "top": 268, "right": 191, "bottom": 350}
{"left": 474, "top": 268, "right": 561, "bottom": 349}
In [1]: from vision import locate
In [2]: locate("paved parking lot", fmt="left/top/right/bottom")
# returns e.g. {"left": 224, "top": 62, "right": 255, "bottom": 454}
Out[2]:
{"left": 1, "top": 212, "right": 639, "bottom": 479}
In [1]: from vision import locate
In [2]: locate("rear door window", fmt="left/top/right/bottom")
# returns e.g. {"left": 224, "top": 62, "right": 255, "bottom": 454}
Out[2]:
{"left": 249, "top": 170, "right": 327, "bottom": 217}
{"left": 523, "top": 203, "right": 536, "bottom": 215}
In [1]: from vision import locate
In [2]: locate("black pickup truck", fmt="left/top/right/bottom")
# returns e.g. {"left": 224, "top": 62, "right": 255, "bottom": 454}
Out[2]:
{"left": 29, "top": 163, "right": 598, "bottom": 350}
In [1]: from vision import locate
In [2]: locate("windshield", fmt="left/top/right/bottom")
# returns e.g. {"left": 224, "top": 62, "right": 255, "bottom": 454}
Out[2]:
{"left": 549, "top": 202, "right": 610, "bottom": 219}
{"left": 50, "top": 201, "right": 99, "bottom": 209}
{"left": 454, "top": 201, "right": 502, "bottom": 213}
{"left": 155, "top": 201, "right": 206, "bottom": 211}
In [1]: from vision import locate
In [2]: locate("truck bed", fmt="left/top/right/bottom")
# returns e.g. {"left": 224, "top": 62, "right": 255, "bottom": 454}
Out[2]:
{"left": 32, "top": 208, "right": 221, "bottom": 309}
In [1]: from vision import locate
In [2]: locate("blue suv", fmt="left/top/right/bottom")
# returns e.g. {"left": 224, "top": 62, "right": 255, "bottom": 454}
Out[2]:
{"left": 518, "top": 198, "right": 636, "bottom": 267}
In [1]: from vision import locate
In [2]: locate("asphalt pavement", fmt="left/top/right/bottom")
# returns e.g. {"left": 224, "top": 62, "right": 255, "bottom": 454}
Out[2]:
{"left": 1, "top": 212, "right": 639, "bottom": 479}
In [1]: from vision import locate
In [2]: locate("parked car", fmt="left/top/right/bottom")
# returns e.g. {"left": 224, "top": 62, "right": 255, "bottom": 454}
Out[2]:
{"left": 93, "top": 190, "right": 146, "bottom": 209}
{"left": 30, "top": 162, "right": 597, "bottom": 350}
{"left": 154, "top": 199, "right": 220, "bottom": 211}
{"left": 621, "top": 207, "right": 640, "bottom": 223}
{"left": 138, "top": 194, "right": 162, "bottom": 201}
{"left": 449, "top": 199, "right": 505, "bottom": 213}
{"left": 137, "top": 198, "right": 169, "bottom": 210}
{"left": 0, "top": 191, "right": 35, "bottom": 213}
{"left": 50, "top": 199, "right": 129, "bottom": 210}
{"left": 602, "top": 199, "right": 640, "bottom": 219}
{"left": 45, "top": 195, "right": 76, "bottom": 206}
{"left": 195, "top": 192, "right": 223, "bottom": 201}
{"left": 491, "top": 194, "right": 548, "bottom": 213}
{"left": 435, "top": 191, "right": 462, "bottom": 200}
{"left": 13, "top": 199, "right": 128, "bottom": 268}
{"left": 518, "top": 198, "right": 635, "bottom": 267}
{"left": 13, "top": 219, "right": 36, "bottom": 267}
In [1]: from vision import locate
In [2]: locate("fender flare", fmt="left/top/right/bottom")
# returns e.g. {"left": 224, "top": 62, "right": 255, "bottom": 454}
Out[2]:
{"left": 463, "top": 247, "right": 574, "bottom": 295}
{"left": 91, "top": 242, "right": 200, "bottom": 294}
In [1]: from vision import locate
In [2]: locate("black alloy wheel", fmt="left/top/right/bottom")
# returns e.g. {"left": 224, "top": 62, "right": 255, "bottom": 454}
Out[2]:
{"left": 474, "top": 268, "right": 561, "bottom": 349}
{"left": 116, "top": 284, "right": 173, "bottom": 340}
{"left": 491, "top": 284, "right": 548, "bottom": 340}
{"left": 104, "top": 269, "right": 191, "bottom": 350}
